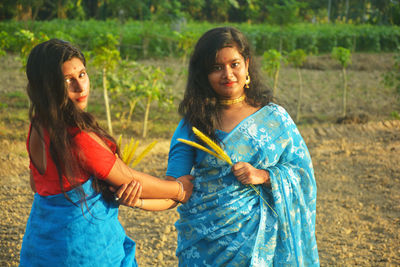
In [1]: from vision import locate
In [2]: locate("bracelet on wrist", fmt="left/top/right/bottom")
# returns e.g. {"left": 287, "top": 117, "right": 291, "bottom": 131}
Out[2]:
{"left": 135, "top": 199, "right": 143, "bottom": 209}
{"left": 176, "top": 180, "right": 184, "bottom": 203}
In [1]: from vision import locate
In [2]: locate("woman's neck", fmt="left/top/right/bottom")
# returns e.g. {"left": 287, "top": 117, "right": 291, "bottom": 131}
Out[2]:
{"left": 218, "top": 103, "right": 260, "bottom": 133}
{"left": 218, "top": 94, "right": 246, "bottom": 106}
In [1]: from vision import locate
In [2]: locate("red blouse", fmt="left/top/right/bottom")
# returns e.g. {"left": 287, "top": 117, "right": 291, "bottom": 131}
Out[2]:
{"left": 27, "top": 124, "right": 117, "bottom": 196}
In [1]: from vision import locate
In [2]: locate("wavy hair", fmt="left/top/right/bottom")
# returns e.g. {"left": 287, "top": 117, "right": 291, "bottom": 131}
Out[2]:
{"left": 178, "top": 27, "right": 273, "bottom": 142}
{"left": 26, "top": 39, "right": 117, "bottom": 202}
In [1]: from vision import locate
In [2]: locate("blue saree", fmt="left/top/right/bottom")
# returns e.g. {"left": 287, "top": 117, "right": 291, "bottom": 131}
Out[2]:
{"left": 167, "top": 104, "right": 319, "bottom": 266}
{"left": 19, "top": 178, "right": 137, "bottom": 266}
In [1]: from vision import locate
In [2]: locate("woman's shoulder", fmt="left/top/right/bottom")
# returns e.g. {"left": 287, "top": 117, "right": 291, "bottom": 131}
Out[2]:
{"left": 174, "top": 118, "right": 194, "bottom": 134}
{"left": 72, "top": 129, "right": 116, "bottom": 153}
{"left": 262, "top": 103, "right": 290, "bottom": 118}
{"left": 171, "top": 118, "right": 194, "bottom": 141}
{"left": 261, "top": 103, "right": 296, "bottom": 128}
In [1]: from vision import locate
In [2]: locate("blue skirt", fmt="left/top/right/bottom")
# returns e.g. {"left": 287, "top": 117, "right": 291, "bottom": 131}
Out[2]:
{"left": 20, "top": 179, "right": 137, "bottom": 266}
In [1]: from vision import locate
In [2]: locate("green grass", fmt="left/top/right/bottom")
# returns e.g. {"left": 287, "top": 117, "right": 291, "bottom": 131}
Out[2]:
{"left": 390, "top": 111, "right": 400, "bottom": 120}
{"left": 1, "top": 91, "right": 29, "bottom": 109}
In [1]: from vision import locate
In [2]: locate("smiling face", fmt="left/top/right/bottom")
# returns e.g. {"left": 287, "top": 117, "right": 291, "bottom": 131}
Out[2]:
{"left": 207, "top": 46, "right": 249, "bottom": 100}
{"left": 62, "top": 57, "right": 90, "bottom": 110}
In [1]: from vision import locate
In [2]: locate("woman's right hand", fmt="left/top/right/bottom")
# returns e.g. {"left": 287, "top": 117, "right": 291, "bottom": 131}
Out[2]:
{"left": 110, "top": 180, "right": 142, "bottom": 208}
{"left": 175, "top": 175, "right": 194, "bottom": 203}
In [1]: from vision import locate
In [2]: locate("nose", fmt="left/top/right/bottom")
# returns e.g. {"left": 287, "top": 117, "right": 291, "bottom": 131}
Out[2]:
{"left": 222, "top": 66, "right": 233, "bottom": 79}
{"left": 69, "top": 79, "right": 85, "bottom": 93}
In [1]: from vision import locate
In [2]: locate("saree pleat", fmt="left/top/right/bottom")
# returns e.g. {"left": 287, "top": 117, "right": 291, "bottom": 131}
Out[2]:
{"left": 175, "top": 104, "right": 319, "bottom": 267}
{"left": 20, "top": 178, "right": 137, "bottom": 267}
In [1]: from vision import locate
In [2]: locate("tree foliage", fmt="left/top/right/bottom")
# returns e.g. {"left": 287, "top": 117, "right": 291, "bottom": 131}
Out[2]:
{"left": 262, "top": 49, "right": 286, "bottom": 97}
{"left": 1, "top": 0, "right": 400, "bottom": 25}
{"left": 15, "top": 29, "right": 49, "bottom": 68}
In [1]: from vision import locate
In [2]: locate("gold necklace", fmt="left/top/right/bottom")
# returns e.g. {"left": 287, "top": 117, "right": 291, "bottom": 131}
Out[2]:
{"left": 219, "top": 95, "right": 246, "bottom": 105}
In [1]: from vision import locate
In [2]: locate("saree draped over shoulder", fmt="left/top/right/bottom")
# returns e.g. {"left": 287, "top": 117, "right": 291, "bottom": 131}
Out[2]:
{"left": 175, "top": 104, "right": 319, "bottom": 267}
{"left": 19, "top": 178, "right": 137, "bottom": 267}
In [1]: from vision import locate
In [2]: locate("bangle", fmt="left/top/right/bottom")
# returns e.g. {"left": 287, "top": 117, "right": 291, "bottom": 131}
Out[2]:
{"left": 176, "top": 180, "right": 184, "bottom": 202}
{"left": 136, "top": 199, "right": 143, "bottom": 209}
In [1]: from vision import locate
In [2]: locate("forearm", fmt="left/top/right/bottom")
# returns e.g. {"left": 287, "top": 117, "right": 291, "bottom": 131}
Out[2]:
{"left": 126, "top": 169, "right": 180, "bottom": 199}
{"left": 136, "top": 176, "right": 181, "bottom": 210}
{"left": 137, "top": 198, "right": 179, "bottom": 211}
{"left": 106, "top": 158, "right": 181, "bottom": 200}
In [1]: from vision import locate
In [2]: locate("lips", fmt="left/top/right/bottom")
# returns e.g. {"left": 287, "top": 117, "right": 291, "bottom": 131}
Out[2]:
{"left": 76, "top": 95, "right": 87, "bottom": 102}
{"left": 223, "top": 81, "right": 236, "bottom": 87}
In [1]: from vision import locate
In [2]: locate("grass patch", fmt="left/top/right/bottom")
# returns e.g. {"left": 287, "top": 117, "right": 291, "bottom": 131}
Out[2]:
{"left": 390, "top": 111, "right": 400, "bottom": 120}
{"left": 0, "top": 91, "right": 29, "bottom": 109}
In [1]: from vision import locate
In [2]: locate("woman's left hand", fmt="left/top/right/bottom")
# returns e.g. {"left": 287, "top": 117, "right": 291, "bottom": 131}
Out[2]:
{"left": 232, "top": 162, "right": 270, "bottom": 186}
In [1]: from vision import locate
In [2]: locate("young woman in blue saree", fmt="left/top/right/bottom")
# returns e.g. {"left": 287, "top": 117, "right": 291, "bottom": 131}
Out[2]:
{"left": 117, "top": 27, "right": 320, "bottom": 266}
{"left": 166, "top": 27, "right": 320, "bottom": 266}
{"left": 19, "top": 39, "right": 193, "bottom": 266}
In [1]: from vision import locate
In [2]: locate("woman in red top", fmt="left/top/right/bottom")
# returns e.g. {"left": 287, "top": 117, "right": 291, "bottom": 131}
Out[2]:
{"left": 19, "top": 39, "right": 193, "bottom": 266}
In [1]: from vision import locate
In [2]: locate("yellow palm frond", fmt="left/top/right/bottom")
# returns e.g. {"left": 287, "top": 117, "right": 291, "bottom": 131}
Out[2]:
{"left": 117, "top": 135, "right": 122, "bottom": 149}
{"left": 118, "top": 135, "right": 156, "bottom": 167}
{"left": 177, "top": 138, "right": 226, "bottom": 163}
{"left": 192, "top": 127, "right": 233, "bottom": 165}
{"left": 131, "top": 141, "right": 157, "bottom": 168}
{"left": 125, "top": 139, "right": 139, "bottom": 165}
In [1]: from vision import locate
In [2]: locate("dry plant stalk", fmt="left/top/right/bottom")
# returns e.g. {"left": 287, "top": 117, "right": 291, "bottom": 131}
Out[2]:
{"left": 178, "top": 127, "right": 277, "bottom": 216}
{"left": 118, "top": 135, "right": 157, "bottom": 168}
{"left": 131, "top": 141, "right": 157, "bottom": 168}
{"left": 177, "top": 138, "right": 224, "bottom": 162}
{"left": 191, "top": 127, "right": 233, "bottom": 165}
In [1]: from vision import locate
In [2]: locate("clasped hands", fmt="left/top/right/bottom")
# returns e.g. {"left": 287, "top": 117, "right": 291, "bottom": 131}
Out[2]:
{"left": 110, "top": 175, "right": 194, "bottom": 208}
{"left": 113, "top": 162, "right": 270, "bottom": 208}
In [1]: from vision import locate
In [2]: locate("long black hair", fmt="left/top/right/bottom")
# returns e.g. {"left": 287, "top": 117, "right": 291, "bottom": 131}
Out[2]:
{"left": 26, "top": 39, "right": 118, "bottom": 202}
{"left": 178, "top": 27, "right": 273, "bottom": 142}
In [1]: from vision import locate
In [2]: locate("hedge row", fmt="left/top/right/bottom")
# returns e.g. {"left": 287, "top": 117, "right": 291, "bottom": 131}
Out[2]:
{"left": 1, "top": 20, "right": 399, "bottom": 59}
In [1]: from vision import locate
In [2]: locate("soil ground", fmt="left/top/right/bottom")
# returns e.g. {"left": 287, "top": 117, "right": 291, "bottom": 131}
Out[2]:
{"left": 0, "top": 53, "right": 399, "bottom": 266}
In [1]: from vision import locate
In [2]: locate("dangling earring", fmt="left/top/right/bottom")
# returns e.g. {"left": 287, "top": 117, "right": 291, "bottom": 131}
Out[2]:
{"left": 245, "top": 72, "right": 251, "bottom": 89}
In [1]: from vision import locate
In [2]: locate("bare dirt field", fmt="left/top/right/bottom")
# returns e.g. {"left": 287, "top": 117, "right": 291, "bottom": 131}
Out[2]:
{"left": 0, "top": 53, "right": 399, "bottom": 266}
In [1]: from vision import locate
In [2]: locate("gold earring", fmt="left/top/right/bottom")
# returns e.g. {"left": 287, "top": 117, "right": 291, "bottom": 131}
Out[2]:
{"left": 245, "top": 72, "right": 251, "bottom": 89}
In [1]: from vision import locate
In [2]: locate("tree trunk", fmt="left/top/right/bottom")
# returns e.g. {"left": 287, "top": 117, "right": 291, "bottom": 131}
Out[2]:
{"left": 142, "top": 95, "right": 151, "bottom": 138}
{"left": 57, "top": 0, "right": 67, "bottom": 19}
{"left": 345, "top": 0, "right": 350, "bottom": 22}
{"left": 127, "top": 99, "right": 138, "bottom": 123}
{"left": 103, "top": 67, "right": 113, "bottom": 135}
{"left": 327, "top": 0, "right": 332, "bottom": 23}
{"left": 273, "top": 69, "right": 280, "bottom": 98}
{"left": 362, "top": 0, "right": 367, "bottom": 23}
{"left": 296, "top": 68, "right": 303, "bottom": 123}
{"left": 342, "top": 67, "right": 348, "bottom": 117}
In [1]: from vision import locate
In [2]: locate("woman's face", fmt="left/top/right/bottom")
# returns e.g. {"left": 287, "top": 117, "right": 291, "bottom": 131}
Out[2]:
{"left": 207, "top": 46, "right": 249, "bottom": 100}
{"left": 62, "top": 57, "right": 90, "bottom": 110}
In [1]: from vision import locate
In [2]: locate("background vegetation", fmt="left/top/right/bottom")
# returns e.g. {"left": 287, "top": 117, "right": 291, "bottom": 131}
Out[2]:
{"left": 1, "top": 0, "right": 400, "bottom": 25}
{"left": 0, "top": 0, "right": 399, "bottom": 140}
{"left": 1, "top": 20, "right": 400, "bottom": 60}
